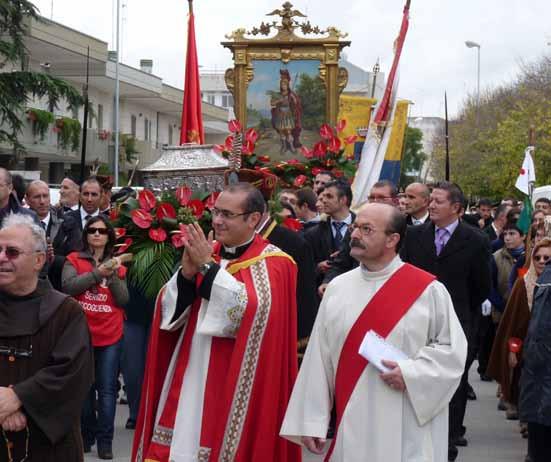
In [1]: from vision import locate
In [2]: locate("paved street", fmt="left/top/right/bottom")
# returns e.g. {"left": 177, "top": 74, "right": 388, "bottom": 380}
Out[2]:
{"left": 85, "top": 365, "right": 526, "bottom": 462}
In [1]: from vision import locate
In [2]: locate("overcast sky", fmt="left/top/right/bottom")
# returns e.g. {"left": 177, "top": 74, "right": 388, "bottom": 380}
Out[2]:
{"left": 34, "top": 0, "right": 551, "bottom": 118}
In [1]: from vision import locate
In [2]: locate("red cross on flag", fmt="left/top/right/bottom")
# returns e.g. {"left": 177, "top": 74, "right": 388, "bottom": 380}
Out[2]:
{"left": 515, "top": 146, "right": 536, "bottom": 195}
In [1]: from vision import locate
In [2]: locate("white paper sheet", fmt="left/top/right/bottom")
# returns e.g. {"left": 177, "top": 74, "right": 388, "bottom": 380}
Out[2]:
{"left": 358, "top": 330, "right": 409, "bottom": 373}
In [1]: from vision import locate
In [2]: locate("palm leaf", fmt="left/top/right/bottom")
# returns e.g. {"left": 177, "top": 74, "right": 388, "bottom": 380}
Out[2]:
{"left": 128, "top": 241, "right": 177, "bottom": 299}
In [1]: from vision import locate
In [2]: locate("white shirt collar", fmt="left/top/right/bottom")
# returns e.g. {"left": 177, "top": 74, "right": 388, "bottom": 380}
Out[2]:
{"left": 412, "top": 211, "right": 429, "bottom": 225}
{"left": 80, "top": 207, "right": 99, "bottom": 226}
{"left": 41, "top": 212, "right": 51, "bottom": 229}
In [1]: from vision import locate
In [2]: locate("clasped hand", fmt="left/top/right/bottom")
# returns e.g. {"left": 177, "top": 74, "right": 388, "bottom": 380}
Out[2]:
{"left": 180, "top": 223, "right": 214, "bottom": 280}
{"left": 0, "top": 387, "right": 25, "bottom": 431}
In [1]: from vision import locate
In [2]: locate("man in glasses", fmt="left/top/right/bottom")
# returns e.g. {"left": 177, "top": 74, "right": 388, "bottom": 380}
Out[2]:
{"left": 281, "top": 203, "right": 467, "bottom": 462}
{"left": 133, "top": 182, "right": 301, "bottom": 462}
{"left": 0, "top": 213, "right": 93, "bottom": 461}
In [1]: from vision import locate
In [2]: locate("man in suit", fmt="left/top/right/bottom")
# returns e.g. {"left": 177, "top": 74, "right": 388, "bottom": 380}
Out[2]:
{"left": 25, "top": 180, "right": 81, "bottom": 289}
{"left": 304, "top": 180, "right": 354, "bottom": 286}
{"left": 58, "top": 176, "right": 80, "bottom": 213}
{"left": 404, "top": 182, "right": 430, "bottom": 225}
{"left": 64, "top": 177, "right": 104, "bottom": 232}
{"left": 313, "top": 170, "right": 335, "bottom": 195}
{"left": 400, "top": 181, "right": 491, "bottom": 461}
{"left": 483, "top": 203, "right": 511, "bottom": 251}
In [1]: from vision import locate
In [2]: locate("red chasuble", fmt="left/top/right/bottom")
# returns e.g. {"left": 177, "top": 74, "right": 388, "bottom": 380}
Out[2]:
{"left": 132, "top": 235, "right": 301, "bottom": 462}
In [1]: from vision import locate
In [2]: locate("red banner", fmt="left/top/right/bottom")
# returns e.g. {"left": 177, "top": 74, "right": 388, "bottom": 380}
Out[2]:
{"left": 180, "top": 8, "right": 205, "bottom": 144}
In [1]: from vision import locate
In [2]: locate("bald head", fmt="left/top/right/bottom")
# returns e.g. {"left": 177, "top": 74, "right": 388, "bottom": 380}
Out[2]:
{"left": 25, "top": 180, "right": 50, "bottom": 219}
{"left": 350, "top": 203, "right": 406, "bottom": 270}
{"left": 404, "top": 182, "right": 430, "bottom": 219}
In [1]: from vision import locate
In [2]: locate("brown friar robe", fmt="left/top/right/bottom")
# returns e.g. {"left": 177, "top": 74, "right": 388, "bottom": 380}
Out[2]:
{"left": 0, "top": 279, "right": 93, "bottom": 462}
{"left": 487, "top": 278, "right": 531, "bottom": 405}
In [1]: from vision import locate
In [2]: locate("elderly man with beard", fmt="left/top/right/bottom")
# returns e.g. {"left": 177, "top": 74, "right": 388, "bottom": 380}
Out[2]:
{"left": 281, "top": 203, "right": 467, "bottom": 462}
{"left": 0, "top": 213, "right": 93, "bottom": 461}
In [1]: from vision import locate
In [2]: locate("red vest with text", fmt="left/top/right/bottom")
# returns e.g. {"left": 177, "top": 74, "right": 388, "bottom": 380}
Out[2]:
{"left": 67, "top": 252, "right": 125, "bottom": 347}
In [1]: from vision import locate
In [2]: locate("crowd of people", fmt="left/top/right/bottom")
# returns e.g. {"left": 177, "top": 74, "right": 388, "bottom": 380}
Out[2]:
{"left": 0, "top": 165, "right": 550, "bottom": 461}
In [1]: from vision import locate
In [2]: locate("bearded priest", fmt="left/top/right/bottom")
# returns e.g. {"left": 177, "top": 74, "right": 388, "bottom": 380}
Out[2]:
{"left": 133, "top": 182, "right": 301, "bottom": 462}
{"left": 280, "top": 203, "right": 467, "bottom": 462}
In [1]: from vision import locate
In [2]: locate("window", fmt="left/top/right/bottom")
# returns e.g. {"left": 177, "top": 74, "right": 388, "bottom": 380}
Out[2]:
{"left": 222, "top": 95, "right": 229, "bottom": 107}
{"left": 144, "top": 118, "right": 149, "bottom": 141}
{"left": 207, "top": 94, "right": 215, "bottom": 105}
{"left": 131, "top": 115, "right": 137, "bottom": 137}
{"left": 88, "top": 102, "right": 94, "bottom": 128}
{"left": 168, "top": 124, "right": 173, "bottom": 145}
{"left": 97, "top": 104, "right": 104, "bottom": 131}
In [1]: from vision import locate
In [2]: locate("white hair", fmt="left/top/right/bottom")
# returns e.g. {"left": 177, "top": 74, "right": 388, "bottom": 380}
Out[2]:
{"left": 1, "top": 213, "right": 47, "bottom": 253}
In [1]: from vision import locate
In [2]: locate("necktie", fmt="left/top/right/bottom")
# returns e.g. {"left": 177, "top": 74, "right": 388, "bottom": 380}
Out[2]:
{"left": 435, "top": 228, "right": 448, "bottom": 256}
{"left": 333, "top": 221, "right": 346, "bottom": 249}
{"left": 40, "top": 221, "right": 46, "bottom": 231}
{"left": 85, "top": 215, "right": 92, "bottom": 221}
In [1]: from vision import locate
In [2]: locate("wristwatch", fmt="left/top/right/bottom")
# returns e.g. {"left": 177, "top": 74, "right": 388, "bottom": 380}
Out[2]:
{"left": 199, "top": 261, "right": 215, "bottom": 276}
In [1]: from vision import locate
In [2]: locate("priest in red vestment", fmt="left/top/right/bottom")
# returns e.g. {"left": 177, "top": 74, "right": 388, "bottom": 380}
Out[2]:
{"left": 133, "top": 182, "right": 301, "bottom": 462}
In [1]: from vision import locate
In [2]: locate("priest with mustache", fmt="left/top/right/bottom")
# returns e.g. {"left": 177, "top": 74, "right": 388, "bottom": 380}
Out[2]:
{"left": 281, "top": 203, "right": 467, "bottom": 462}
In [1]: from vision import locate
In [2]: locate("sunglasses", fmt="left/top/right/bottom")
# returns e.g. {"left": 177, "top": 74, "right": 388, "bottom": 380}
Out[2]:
{"left": 0, "top": 246, "right": 38, "bottom": 260}
{"left": 86, "top": 227, "right": 109, "bottom": 235}
{"left": 534, "top": 255, "right": 551, "bottom": 262}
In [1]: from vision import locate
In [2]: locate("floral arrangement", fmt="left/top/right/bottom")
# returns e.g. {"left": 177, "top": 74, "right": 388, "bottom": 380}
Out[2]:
{"left": 111, "top": 187, "right": 218, "bottom": 299}
{"left": 214, "top": 119, "right": 358, "bottom": 188}
{"left": 98, "top": 129, "right": 111, "bottom": 141}
{"left": 54, "top": 116, "right": 81, "bottom": 151}
{"left": 26, "top": 108, "right": 54, "bottom": 140}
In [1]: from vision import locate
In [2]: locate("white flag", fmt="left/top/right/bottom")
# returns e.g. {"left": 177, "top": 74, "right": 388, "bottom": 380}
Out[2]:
{"left": 515, "top": 147, "right": 536, "bottom": 195}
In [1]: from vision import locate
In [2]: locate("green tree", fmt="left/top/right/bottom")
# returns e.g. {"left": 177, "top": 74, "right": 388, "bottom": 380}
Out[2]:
{"left": 295, "top": 74, "right": 326, "bottom": 131}
{"left": 0, "top": 1, "right": 83, "bottom": 154}
{"left": 399, "top": 126, "right": 426, "bottom": 188}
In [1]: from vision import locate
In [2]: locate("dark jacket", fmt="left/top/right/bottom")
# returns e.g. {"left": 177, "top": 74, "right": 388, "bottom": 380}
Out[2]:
{"left": 400, "top": 220, "right": 492, "bottom": 337}
{"left": 0, "top": 194, "right": 38, "bottom": 223}
{"left": 519, "top": 263, "right": 551, "bottom": 426}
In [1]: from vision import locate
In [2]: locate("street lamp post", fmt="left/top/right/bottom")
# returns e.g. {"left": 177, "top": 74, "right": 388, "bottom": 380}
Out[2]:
{"left": 465, "top": 40, "right": 481, "bottom": 110}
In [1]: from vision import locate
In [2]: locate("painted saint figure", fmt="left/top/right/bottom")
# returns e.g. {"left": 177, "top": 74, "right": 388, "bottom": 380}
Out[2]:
{"left": 271, "top": 69, "right": 302, "bottom": 154}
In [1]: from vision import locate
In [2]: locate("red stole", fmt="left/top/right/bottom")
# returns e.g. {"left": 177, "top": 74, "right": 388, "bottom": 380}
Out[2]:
{"left": 132, "top": 235, "right": 301, "bottom": 462}
{"left": 325, "top": 264, "right": 435, "bottom": 462}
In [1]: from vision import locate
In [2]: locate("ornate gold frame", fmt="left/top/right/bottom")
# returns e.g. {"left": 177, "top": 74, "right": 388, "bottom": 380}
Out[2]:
{"left": 222, "top": 2, "right": 351, "bottom": 127}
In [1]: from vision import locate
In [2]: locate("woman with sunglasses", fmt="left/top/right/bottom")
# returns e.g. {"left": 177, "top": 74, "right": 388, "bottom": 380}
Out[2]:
{"left": 488, "top": 238, "right": 551, "bottom": 440}
{"left": 62, "top": 215, "right": 129, "bottom": 460}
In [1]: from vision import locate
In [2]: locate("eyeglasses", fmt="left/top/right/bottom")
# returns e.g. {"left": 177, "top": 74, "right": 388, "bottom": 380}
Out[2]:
{"left": 534, "top": 255, "right": 551, "bottom": 262}
{"left": 0, "top": 246, "right": 39, "bottom": 261}
{"left": 86, "top": 227, "right": 109, "bottom": 235}
{"left": 350, "top": 223, "right": 377, "bottom": 237}
{"left": 211, "top": 207, "right": 252, "bottom": 220}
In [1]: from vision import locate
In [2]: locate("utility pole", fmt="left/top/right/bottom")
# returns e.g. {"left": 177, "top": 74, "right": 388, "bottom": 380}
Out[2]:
{"left": 114, "top": 0, "right": 120, "bottom": 187}
{"left": 79, "top": 47, "right": 90, "bottom": 183}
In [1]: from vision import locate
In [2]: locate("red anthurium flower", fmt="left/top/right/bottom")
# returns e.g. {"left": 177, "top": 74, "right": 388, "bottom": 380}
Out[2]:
{"left": 333, "top": 169, "right": 344, "bottom": 178}
{"left": 175, "top": 186, "right": 192, "bottom": 206}
{"left": 344, "top": 134, "right": 358, "bottom": 145}
{"left": 224, "top": 135, "right": 234, "bottom": 151}
{"left": 171, "top": 224, "right": 190, "bottom": 249}
{"left": 300, "top": 146, "right": 314, "bottom": 159}
{"left": 149, "top": 227, "right": 167, "bottom": 242}
{"left": 213, "top": 144, "right": 226, "bottom": 154}
{"left": 328, "top": 136, "right": 341, "bottom": 153}
{"left": 245, "top": 127, "right": 259, "bottom": 144}
{"left": 325, "top": 159, "right": 336, "bottom": 167}
{"left": 319, "top": 124, "right": 334, "bottom": 140}
{"left": 313, "top": 141, "right": 327, "bottom": 158}
{"left": 115, "top": 237, "right": 133, "bottom": 255}
{"left": 282, "top": 217, "right": 303, "bottom": 232}
{"left": 242, "top": 140, "right": 255, "bottom": 155}
{"left": 287, "top": 159, "right": 300, "bottom": 165}
{"left": 138, "top": 189, "right": 157, "bottom": 212}
{"left": 205, "top": 191, "right": 220, "bottom": 210}
{"left": 258, "top": 155, "right": 270, "bottom": 163}
{"left": 131, "top": 209, "right": 153, "bottom": 229}
{"left": 188, "top": 199, "right": 205, "bottom": 218}
{"left": 114, "top": 228, "right": 126, "bottom": 239}
{"left": 156, "top": 202, "right": 177, "bottom": 220}
{"left": 228, "top": 119, "right": 242, "bottom": 133}
{"left": 293, "top": 174, "right": 307, "bottom": 187}
{"left": 311, "top": 167, "right": 323, "bottom": 176}
{"left": 336, "top": 119, "right": 347, "bottom": 133}
{"left": 109, "top": 208, "right": 119, "bottom": 221}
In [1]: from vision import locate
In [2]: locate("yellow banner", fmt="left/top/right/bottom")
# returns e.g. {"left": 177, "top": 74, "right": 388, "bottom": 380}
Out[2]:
{"left": 338, "top": 95, "right": 377, "bottom": 157}
{"left": 385, "top": 100, "right": 410, "bottom": 162}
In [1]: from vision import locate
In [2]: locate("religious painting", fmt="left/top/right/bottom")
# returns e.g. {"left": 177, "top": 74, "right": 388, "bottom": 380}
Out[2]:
{"left": 222, "top": 2, "right": 350, "bottom": 162}
{"left": 246, "top": 60, "right": 326, "bottom": 160}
